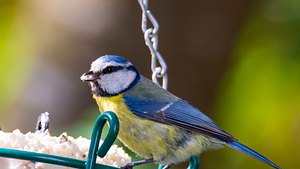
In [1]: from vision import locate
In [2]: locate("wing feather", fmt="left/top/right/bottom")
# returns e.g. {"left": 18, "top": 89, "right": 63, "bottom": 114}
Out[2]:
{"left": 123, "top": 95, "right": 235, "bottom": 142}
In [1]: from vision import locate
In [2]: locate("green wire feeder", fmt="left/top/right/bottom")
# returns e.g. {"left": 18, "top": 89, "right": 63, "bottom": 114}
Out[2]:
{"left": 0, "top": 111, "right": 199, "bottom": 169}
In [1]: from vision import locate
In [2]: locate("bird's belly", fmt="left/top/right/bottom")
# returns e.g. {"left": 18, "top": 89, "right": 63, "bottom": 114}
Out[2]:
{"left": 118, "top": 118, "right": 174, "bottom": 159}
{"left": 117, "top": 119, "right": 210, "bottom": 165}
{"left": 94, "top": 95, "right": 211, "bottom": 164}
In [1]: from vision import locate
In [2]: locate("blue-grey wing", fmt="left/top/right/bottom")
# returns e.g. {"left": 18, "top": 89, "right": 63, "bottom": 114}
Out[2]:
{"left": 123, "top": 95, "right": 235, "bottom": 142}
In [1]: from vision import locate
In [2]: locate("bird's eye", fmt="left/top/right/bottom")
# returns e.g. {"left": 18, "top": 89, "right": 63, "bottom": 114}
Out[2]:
{"left": 102, "top": 66, "right": 117, "bottom": 74}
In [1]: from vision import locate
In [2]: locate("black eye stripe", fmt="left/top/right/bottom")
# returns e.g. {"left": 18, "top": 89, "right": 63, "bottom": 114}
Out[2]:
{"left": 102, "top": 66, "right": 124, "bottom": 75}
{"left": 126, "top": 65, "right": 136, "bottom": 71}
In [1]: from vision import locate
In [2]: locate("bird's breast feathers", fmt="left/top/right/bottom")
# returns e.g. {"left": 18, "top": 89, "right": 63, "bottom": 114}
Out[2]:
{"left": 93, "top": 94, "right": 211, "bottom": 164}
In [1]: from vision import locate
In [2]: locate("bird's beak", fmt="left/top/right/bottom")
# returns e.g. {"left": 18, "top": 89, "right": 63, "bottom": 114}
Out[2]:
{"left": 80, "top": 71, "right": 98, "bottom": 82}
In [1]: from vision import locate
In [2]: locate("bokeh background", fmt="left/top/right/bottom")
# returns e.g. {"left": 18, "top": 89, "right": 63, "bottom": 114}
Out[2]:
{"left": 0, "top": 0, "right": 299, "bottom": 169}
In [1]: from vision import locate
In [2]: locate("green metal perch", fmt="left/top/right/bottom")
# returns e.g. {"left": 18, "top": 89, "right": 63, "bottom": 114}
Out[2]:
{"left": 0, "top": 111, "right": 199, "bottom": 169}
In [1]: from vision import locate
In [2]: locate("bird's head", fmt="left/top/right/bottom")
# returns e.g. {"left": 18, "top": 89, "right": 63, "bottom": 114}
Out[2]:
{"left": 81, "top": 55, "right": 140, "bottom": 97}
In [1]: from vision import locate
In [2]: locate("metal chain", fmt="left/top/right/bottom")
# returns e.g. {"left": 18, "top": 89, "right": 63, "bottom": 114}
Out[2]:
{"left": 138, "top": 0, "right": 168, "bottom": 89}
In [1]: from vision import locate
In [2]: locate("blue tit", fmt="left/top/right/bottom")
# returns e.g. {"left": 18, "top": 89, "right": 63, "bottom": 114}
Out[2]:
{"left": 81, "top": 55, "right": 280, "bottom": 169}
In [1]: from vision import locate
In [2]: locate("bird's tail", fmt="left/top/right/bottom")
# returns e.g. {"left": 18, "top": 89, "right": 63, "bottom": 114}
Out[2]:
{"left": 227, "top": 141, "right": 281, "bottom": 169}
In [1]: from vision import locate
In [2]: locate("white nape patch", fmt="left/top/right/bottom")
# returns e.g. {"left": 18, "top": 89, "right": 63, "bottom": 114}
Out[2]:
{"left": 90, "top": 57, "right": 132, "bottom": 72}
{"left": 98, "top": 69, "right": 137, "bottom": 95}
{"left": 158, "top": 102, "right": 174, "bottom": 112}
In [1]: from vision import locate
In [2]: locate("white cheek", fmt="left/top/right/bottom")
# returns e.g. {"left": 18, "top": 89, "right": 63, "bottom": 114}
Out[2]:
{"left": 99, "top": 70, "right": 136, "bottom": 94}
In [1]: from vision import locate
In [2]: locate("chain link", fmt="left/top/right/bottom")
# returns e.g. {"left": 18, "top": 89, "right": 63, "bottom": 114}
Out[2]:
{"left": 138, "top": 0, "right": 168, "bottom": 89}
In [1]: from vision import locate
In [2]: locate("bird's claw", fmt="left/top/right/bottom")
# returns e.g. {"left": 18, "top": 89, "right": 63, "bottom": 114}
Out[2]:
{"left": 121, "top": 163, "right": 134, "bottom": 169}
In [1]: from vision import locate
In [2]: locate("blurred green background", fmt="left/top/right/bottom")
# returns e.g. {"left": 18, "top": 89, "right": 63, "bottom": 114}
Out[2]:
{"left": 0, "top": 0, "right": 299, "bottom": 169}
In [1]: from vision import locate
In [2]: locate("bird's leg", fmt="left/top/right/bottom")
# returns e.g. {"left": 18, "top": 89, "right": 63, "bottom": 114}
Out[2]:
{"left": 121, "top": 158, "right": 155, "bottom": 169}
{"left": 162, "top": 164, "right": 173, "bottom": 169}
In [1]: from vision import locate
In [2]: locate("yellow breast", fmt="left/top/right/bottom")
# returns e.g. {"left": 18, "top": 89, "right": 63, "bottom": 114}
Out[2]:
{"left": 93, "top": 94, "right": 209, "bottom": 164}
{"left": 93, "top": 94, "right": 178, "bottom": 160}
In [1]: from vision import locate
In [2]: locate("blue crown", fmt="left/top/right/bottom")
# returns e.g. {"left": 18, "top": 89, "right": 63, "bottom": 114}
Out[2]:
{"left": 101, "top": 55, "right": 129, "bottom": 64}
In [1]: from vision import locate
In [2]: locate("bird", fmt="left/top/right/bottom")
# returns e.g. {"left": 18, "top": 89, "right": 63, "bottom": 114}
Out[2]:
{"left": 80, "top": 55, "right": 280, "bottom": 169}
